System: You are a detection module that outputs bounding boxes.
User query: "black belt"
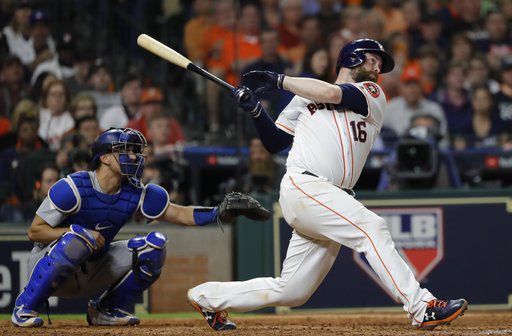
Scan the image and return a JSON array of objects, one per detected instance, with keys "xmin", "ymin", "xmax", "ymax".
[{"xmin": 302, "ymin": 171, "xmax": 355, "ymax": 197}]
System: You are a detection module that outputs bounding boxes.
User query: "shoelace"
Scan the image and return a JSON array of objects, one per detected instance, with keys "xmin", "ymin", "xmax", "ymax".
[{"xmin": 427, "ymin": 299, "xmax": 448, "ymax": 309}]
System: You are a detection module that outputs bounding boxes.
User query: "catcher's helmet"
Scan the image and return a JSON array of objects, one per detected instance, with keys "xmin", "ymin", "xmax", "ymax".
[
  {"xmin": 91, "ymin": 128, "xmax": 147, "ymax": 188},
  {"xmin": 336, "ymin": 38, "xmax": 395, "ymax": 74}
]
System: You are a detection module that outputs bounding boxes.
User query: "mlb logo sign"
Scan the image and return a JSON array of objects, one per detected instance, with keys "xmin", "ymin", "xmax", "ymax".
[{"xmin": 353, "ymin": 208, "xmax": 444, "ymax": 301}]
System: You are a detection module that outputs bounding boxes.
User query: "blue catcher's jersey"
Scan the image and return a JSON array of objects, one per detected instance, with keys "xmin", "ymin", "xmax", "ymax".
[{"xmin": 62, "ymin": 172, "xmax": 142, "ymax": 247}]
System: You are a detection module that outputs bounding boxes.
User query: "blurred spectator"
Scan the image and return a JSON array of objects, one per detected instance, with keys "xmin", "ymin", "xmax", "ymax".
[
  {"xmin": 11, "ymin": 162, "xmax": 61, "ymax": 219},
  {"xmin": 432, "ymin": 62, "xmax": 472, "ymax": 137},
  {"xmin": 184, "ymin": 0, "xmax": 213, "ymax": 63},
  {"xmin": 31, "ymin": 32, "xmax": 77, "ymax": 84},
  {"xmin": 127, "ymin": 87, "xmax": 185, "ymax": 145},
  {"xmin": 277, "ymin": 0, "xmax": 304, "ymax": 49},
  {"xmin": 450, "ymin": 33, "xmax": 475, "ymax": 65},
  {"xmin": 0, "ymin": 114, "xmax": 45, "ymax": 221},
  {"xmin": 201, "ymin": 0, "xmax": 235, "ymax": 66},
  {"xmin": 197, "ymin": 0, "xmax": 236, "ymax": 134},
  {"xmin": 242, "ymin": 137, "xmax": 283, "ymax": 194},
  {"xmin": 300, "ymin": 48, "xmax": 331, "ymax": 82},
  {"xmin": 9, "ymin": 98, "xmax": 37, "ymax": 142},
  {"xmin": 402, "ymin": 0, "xmax": 421, "ymax": 39},
  {"xmin": 86, "ymin": 58, "xmax": 121, "ymax": 120},
  {"xmin": 69, "ymin": 93, "xmax": 97, "ymax": 121},
  {"xmin": 453, "ymin": 86, "xmax": 504, "ymax": 149},
  {"xmin": 242, "ymin": 29, "xmax": 293, "ymax": 114},
  {"xmin": 373, "ymin": 0, "xmax": 407, "ymax": 36},
  {"xmin": 261, "ymin": 0, "xmax": 280, "ymax": 29},
  {"xmin": 68, "ymin": 148, "xmax": 91, "ymax": 172},
  {"xmin": 209, "ymin": 3, "xmax": 262, "ymax": 85},
  {"xmin": 29, "ymin": 71, "xmax": 57, "ymax": 103},
  {"xmin": 206, "ymin": 3, "xmax": 262, "ymax": 132},
  {"xmin": 100, "ymin": 73, "xmax": 141, "ymax": 129},
  {"xmin": 28, "ymin": 10, "xmax": 56, "ymax": 73},
  {"xmin": 147, "ymin": 113, "xmax": 174, "ymax": 155},
  {"xmin": 0, "ymin": 55, "xmax": 28, "ymax": 119},
  {"xmin": 464, "ymin": 56, "xmax": 500, "ymax": 94},
  {"xmin": 338, "ymin": 5, "xmax": 365, "ymax": 41},
  {"xmin": 474, "ymin": 10, "xmax": 512, "ymax": 72},
  {"xmin": 75, "ymin": 115, "xmax": 100, "ymax": 146},
  {"xmin": 315, "ymin": 0, "xmax": 341, "ymax": 37},
  {"xmin": 38, "ymin": 79, "xmax": 74, "ymax": 150},
  {"xmin": 409, "ymin": 13, "xmax": 448, "ymax": 60},
  {"xmin": 64, "ymin": 50, "xmax": 94, "ymax": 96},
  {"xmin": 445, "ymin": 0, "xmax": 483, "ymax": 36},
  {"xmin": 385, "ymin": 67, "xmax": 447, "ymax": 140},
  {"xmin": 56, "ymin": 132, "xmax": 86, "ymax": 175},
  {"xmin": 361, "ymin": 9, "xmax": 386, "ymax": 42},
  {"xmin": 495, "ymin": 55, "xmax": 512, "ymax": 132},
  {"xmin": 282, "ymin": 15, "xmax": 322, "ymax": 66},
  {"xmin": 1, "ymin": 0, "xmax": 33, "ymax": 66},
  {"xmin": 416, "ymin": 46, "xmax": 443, "ymax": 96}
]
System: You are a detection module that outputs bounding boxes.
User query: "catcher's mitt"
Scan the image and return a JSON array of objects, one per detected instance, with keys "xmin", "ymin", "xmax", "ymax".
[{"xmin": 217, "ymin": 192, "xmax": 271, "ymax": 223}]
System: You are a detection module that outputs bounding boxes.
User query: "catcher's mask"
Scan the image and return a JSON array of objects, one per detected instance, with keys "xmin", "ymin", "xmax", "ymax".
[{"xmin": 91, "ymin": 128, "xmax": 147, "ymax": 188}]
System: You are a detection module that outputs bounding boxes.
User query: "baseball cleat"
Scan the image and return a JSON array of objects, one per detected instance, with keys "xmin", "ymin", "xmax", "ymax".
[
  {"xmin": 418, "ymin": 298, "xmax": 468, "ymax": 330},
  {"xmin": 86, "ymin": 299, "xmax": 140, "ymax": 326},
  {"xmin": 187, "ymin": 290, "xmax": 236, "ymax": 331},
  {"xmin": 11, "ymin": 305, "xmax": 44, "ymax": 327}
]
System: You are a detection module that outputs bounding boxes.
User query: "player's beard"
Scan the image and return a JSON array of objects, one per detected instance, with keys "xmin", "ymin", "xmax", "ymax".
[{"xmin": 350, "ymin": 67, "xmax": 378, "ymax": 83}]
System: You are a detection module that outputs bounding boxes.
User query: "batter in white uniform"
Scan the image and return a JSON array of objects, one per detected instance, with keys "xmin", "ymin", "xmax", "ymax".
[{"xmin": 188, "ymin": 39, "xmax": 467, "ymax": 332}]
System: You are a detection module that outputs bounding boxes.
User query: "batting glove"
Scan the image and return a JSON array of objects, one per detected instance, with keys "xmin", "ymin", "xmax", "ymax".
[
  {"xmin": 232, "ymin": 86, "xmax": 263, "ymax": 118},
  {"xmin": 242, "ymin": 70, "xmax": 285, "ymax": 94}
]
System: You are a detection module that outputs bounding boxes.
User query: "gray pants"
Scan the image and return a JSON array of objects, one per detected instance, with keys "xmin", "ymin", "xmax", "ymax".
[{"xmin": 29, "ymin": 240, "xmax": 132, "ymax": 299}]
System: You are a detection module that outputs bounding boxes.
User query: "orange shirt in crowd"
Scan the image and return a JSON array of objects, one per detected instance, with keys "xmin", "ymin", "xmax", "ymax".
[
  {"xmin": 201, "ymin": 25, "xmax": 234, "ymax": 66},
  {"xmin": 184, "ymin": 16, "xmax": 213, "ymax": 63},
  {"xmin": 208, "ymin": 33, "xmax": 262, "ymax": 85},
  {"xmin": 0, "ymin": 118, "xmax": 10, "ymax": 136},
  {"xmin": 127, "ymin": 116, "xmax": 185, "ymax": 145}
]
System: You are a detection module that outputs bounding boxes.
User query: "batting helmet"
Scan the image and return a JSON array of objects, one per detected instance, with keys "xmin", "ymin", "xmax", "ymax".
[
  {"xmin": 336, "ymin": 38, "xmax": 395, "ymax": 74},
  {"xmin": 92, "ymin": 128, "xmax": 147, "ymax": 188}
]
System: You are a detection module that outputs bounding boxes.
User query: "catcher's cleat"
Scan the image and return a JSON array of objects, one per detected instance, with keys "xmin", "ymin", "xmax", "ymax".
[
  {"xmin": 187, "ymin": 290, "xmax": 236, "ymax": 331},
  {"xmin": 418, "ymin": 298, "xmax": 468, "ymax": 330},
  {"xmin": 86, "ymin": 299, "xmax": 140, "ymax": 326},
  {"xmin": 11, "ymin": 305, "xmax": 44, "ymax": 327}
]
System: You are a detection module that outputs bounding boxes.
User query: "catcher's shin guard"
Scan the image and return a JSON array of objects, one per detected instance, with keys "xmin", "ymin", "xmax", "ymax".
[
  {"xmin": 14, "ymin": 225, "xmax": 95, "ymax": 313},
  {"xmin": 98, "ymin": 232, "xmax": 167, "ymax": 311}
]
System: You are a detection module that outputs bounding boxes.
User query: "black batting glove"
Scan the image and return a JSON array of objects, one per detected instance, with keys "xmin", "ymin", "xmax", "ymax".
[
  {"xmin": 232, "ymin": 86, "xmax": 263, "ymax": 118},
  {"xmin": 242, "ymin": 70, "xmax": 285, "ymax": 94}
]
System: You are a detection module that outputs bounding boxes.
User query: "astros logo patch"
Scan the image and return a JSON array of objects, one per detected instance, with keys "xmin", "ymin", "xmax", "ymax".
[
  {"xmin": 363, "ymin": 83, "xmax": 380, "ymax": 98},
  {"xmin": 353, "ymin": 207, "xmax": 444, "ymax": 302}
]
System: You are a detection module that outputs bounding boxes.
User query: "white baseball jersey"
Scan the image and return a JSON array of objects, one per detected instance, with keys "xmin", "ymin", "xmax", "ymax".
[{"xmin": 275, "ymin": 81, "xmax": 386, "ymax": 189}]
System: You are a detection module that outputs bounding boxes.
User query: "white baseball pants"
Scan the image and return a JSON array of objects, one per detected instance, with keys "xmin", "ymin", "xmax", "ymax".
[{"xmin": 188, "ymin": 169, "xmax": 435, "ymax": 326}]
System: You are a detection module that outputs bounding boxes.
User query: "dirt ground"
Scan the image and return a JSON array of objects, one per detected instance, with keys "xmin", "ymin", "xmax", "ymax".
[{"xmin": 2, "ymin": 311, "xmax": 511, "ymax": 336}]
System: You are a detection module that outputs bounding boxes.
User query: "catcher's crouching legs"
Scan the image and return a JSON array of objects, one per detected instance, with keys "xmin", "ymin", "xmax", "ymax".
[
  {"xmin": 12, "ymin": 225, "xmax": 96, "ymax": 327},
  {"xmin": 87, "ymin": 232, "xmax": 167, "ymax": 326}
]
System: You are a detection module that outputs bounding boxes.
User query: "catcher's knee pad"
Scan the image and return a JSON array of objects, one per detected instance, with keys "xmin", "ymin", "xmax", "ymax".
[
  {"xmin": 15, "ymin": 224, "xmax": 95, "ymax": 310},
  {"xmin": 99, "ymin": 232, "xmax": 167, "ymax": 311}
]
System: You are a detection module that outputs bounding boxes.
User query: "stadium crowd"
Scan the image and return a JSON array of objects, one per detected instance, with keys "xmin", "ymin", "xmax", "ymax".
[{"xmin": 0, "ymin": 0, "xmax": 511, "ymax": 221}]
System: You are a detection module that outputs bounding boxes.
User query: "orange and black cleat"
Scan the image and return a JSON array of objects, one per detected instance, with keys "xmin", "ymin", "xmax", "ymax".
[
  {"xmin": 187, "ymin": 291, "xmax": 236, "ymax": 331},
  {"xmin": 418, "ymin": 298, "xmax": 468, "ymax": 330}
]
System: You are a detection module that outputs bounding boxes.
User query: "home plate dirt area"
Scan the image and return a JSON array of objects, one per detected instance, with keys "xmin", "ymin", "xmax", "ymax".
[{"xmin": 2, "ymin": 311, "xmax": 511, "ymax": 336}]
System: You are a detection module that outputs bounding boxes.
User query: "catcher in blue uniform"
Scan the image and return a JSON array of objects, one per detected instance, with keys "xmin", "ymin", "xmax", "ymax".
[{"xmin": 11, "ymin": 127, "xmax": 271, "ymax": 328}]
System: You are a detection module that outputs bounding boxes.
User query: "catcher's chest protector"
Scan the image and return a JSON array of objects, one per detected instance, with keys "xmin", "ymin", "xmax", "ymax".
[{"xmin": 63, "ymin": 172, "xmax": 142, "ymax": 247}]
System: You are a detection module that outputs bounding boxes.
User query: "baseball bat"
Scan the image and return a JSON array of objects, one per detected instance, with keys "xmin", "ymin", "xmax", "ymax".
[{"xmin": 137, "ymin": 34, "xmax": 235, "ymax": 91}]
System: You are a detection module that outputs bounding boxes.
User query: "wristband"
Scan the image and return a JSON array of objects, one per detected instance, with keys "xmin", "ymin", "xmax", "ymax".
[
  {"xmin": 193, "ymin": 207, "xmax": 218, "ymax": 226},
  {"xmin": 277, "ymin": 74, "xmax": 285, "ymax": 89}
]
